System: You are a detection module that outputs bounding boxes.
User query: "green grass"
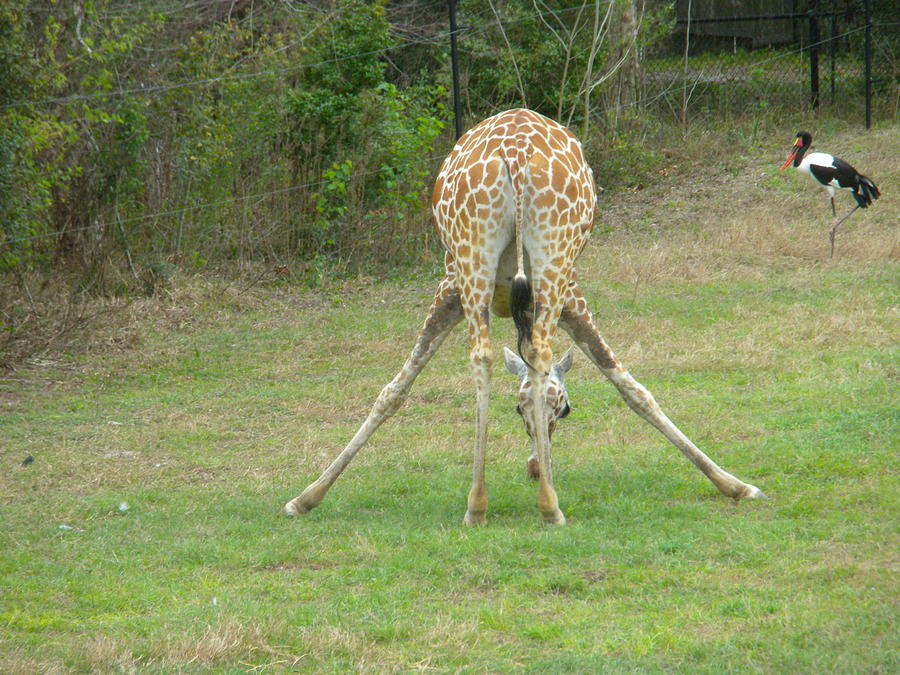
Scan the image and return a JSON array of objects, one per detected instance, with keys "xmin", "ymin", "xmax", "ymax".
[{"xmin": 1, "ymin": 125, "xmax": 898, "ymax": 672}]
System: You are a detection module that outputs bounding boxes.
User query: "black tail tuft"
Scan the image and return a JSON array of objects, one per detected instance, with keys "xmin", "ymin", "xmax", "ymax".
[
  {"xmin": 510, "ymin": 273, "xmax": 534, "ymax": 370},
  {"xmin": 855, "ymin": 175, "xmax": 880, "ymax": 208}
]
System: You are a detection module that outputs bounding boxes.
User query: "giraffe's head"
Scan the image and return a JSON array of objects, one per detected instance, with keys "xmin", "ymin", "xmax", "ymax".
[{"xmin": 503, "ymin": 346, "xmax": 574, "ymax": 454}]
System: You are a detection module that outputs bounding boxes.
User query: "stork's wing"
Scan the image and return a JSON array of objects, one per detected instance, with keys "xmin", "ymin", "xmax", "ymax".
[
  {"xmin": 808, "ymin": 162, "xmax": 840, "ymax": 188},
  {"xmin": 811, "ymin": 157, "xmax": 860, "ymax": 190}
]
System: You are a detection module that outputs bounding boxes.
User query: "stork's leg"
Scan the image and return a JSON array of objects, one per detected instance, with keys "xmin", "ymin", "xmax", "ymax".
[
  {"xmin": 829, "ymin": 205, "xmax": 859, "ymax": 258},
  {"xmin": 284, "ymin": 278, "xmax": 462, "ymax": 516},
  {"xmin": 559, "ymin": 284, "xmax": 765, "ymax": 501}
]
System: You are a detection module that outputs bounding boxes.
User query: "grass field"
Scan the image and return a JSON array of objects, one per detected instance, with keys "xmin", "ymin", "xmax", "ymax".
[{"xmin": 1, "ymin": 125, "xmax": 897, "ymax": 673}]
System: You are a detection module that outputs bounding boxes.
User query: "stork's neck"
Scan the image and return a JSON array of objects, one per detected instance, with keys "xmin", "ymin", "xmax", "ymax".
[{"xmin": 793, "ymin": 142, "xmax": 809, "ymax": 168}]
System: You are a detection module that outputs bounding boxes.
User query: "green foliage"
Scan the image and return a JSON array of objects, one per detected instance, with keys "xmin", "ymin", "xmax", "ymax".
[
  {"xmin": 281, "ymin": 2, "xmax": 446, "ymax": 264},
  {"xmin": 0, "ymin": 3, "xmax": 56, "ymax": 270},
  {"xmin": 0, "ymin": 109, "xmax": 77, "ymax": 271},
  {"xmin": 355, "ymin": 82, "xmax": 446, "ymax": 224},
  {"xmin": 461, "ymin": 0, "xmax": 591, "ymax": 119},
  {"xmin": 313, "ymin": 159, "xmax": 354, "ymax": 249},
  {"xmin": 584, "ymin": 115, "xmax": 664, "ymax": 191},
  {"xmin": 294, "ymin": 80, "xmax": 446, "ymax": 266},
  {"xmin": 0, "ymin": 2, "xmax": 163, "ymax": 274},
  {"xmin": 0, "ymin": 0, "xmax": 891, "ymax": 288},
  {"xmin": 0, "ymin": 2, "xmax": 33, "ymax": 106},
  {"xmin": 283, "ymin": 0, "xmax": 393, "ymax": 161}
]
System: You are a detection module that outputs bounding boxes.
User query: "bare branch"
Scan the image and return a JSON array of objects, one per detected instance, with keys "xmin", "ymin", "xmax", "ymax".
[{"xmin": 488, "ymin": 0, "xmax": 527, "ymax": 107}]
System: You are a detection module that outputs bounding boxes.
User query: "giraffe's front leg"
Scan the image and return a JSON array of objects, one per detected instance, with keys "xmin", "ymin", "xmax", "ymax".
[
  {"xmin": 285, "ymin": 281, "xmax": 463, "ymax": 516},
  {"xmin": 526, "ymin": 448, "xmax": 540, "ymax": 479},
  {"xmin": 559, "ymin": 286, "xmax": 766, "ymax": 501},
  {"xmin": 525, "ymin": 286, "xmax": 568, "ymax": 526},
  {"xmin": 530, "ymin": 368, "xmax": 566, "ymax": 525}
]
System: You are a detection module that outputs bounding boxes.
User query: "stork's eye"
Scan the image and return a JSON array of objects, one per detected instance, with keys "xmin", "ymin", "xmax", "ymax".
[{"xmin": 559, "ymin": 403, "xmax": 571, "ymax": 419}]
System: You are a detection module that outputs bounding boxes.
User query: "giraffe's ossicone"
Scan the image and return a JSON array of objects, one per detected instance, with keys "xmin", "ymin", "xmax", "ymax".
[{"xmin": 284, "ymin": 109, "xmax": 764, "ymax": 525}]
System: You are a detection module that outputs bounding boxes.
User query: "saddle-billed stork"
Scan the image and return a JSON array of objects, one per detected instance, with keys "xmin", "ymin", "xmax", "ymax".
[{"xmin": 780, "ymin": 131, "xmax": 880, "ymax": 256}]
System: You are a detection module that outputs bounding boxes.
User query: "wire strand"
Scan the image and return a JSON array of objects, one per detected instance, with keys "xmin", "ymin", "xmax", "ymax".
[{"xmin": 3, "ymin": 153, "xmax": 447, "ymax": 246}]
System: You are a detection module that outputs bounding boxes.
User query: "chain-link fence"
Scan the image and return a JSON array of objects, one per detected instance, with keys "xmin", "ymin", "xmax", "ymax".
[{"xmin": 636, "ymin": 0, "xmax": 898, "ymax": 126}]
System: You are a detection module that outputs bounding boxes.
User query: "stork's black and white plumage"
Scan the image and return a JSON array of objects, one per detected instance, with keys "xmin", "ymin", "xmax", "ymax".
[{"xmin": 780, "ymin": 131, "xmax": 880, "ymax": 255}]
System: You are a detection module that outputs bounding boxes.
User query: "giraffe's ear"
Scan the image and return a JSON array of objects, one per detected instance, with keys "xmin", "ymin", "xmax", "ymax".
[
  {"xmin": 503, "ymin": 347, "xmax": 528, "ymax": 379},
  {"xmin": 554, "ymin": 347, "xmax": 575, "ymax": 377}
]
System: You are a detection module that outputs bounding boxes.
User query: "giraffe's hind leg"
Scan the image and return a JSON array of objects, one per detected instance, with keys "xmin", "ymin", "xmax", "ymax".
[
  {"xmin": 559, "ymin": 284, "xmax": 765, "ymax": 501},
  {"xmin": 463, "ymin": 305, "xmax": 493, "ymax": 526},
  {"xmin": 284, "ymin": 278, "xmax": 463, "ymax": 516}
]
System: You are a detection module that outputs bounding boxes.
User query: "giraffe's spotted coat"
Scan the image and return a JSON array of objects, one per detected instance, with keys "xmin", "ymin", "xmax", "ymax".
[
  {"xmin": 432, "ymin": 109, "xmax": 595, "ymax": 348},
  {"xmin": 284, "ymin": 109, "xmax": 765, "ymax": 524}
]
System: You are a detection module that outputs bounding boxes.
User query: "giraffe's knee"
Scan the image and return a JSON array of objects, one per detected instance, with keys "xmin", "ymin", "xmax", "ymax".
[
  {"xmin": 469, "ymin": 326, "xmax": 494, "ymax": 372},
  {"xmin": 374, "ymin": 381, "xmax": 409, "ymax": 418},
  {"xmin": 620, "ymin": 378, "xmax": 662, "ymax": 420},
  {"xmin": 470, "ymin": 345, "xmax": 493, "ymax": 368}
]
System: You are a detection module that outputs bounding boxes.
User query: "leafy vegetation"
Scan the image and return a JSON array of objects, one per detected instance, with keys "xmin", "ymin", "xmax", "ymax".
[
  {"xmin": 1, "ymin": 0, "xmax": 451, "ymax": 282},
  {"xmin": 5, "ymin": 0, "xmax": 891, "ymax": 288}
]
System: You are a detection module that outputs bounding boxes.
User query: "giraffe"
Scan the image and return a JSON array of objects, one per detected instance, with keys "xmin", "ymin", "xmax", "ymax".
[{"xmin": 284, "ymin": 108, "xmax": 765, "ymax": 525}]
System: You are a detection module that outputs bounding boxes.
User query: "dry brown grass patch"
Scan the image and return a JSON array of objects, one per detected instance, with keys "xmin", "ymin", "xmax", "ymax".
[
  {"xmin": 594, "ymin": 125, "xmax": 897, "ymax": 284},
  {"xmin": 0, "ymin": 651, "xmax": 67, "ymax": 675},
  {"xmin": 593, "ymin": 202, "xmax": 896, "ymax": 290},
  {"xmin": 81, "ymin": 634, "xmax": 142, "ymax": 671},
  {"xmin": 812, "ymin": 540, "xmax": 900, "ymax": 575},
  {"xmin": 154, "ymin": 617, "xmax": 267, "ymax": 666}
]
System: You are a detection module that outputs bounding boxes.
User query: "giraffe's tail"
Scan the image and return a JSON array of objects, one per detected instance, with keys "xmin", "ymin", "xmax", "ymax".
[
  {"xmin": 510, "ymin": 272, "xmax": 532, "ymax": 367},
  {"xmin": 503, "ymin": 137, "xmax": 535, "ymax": 370}
]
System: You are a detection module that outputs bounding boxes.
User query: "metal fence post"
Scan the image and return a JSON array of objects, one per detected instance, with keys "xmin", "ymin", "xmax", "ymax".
[
  {"xmin": 830, "ymin": 11, "xmax": 837, "ymax": 102},
  {"xmin": 809, "ymin": 8, "xmax": 820, "ymax": 109},
  {"xmin": 864, "ymin": 0, "xmax": 872, "ymax": 129}
]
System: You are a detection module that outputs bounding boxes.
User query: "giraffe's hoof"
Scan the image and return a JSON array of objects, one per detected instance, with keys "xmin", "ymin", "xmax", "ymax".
[
  {"xmin": 737, "ymin": 483, "xmax": 767, "ymax": 500},
  {"xmin": 284, "ymin": 499, "xmax": 310, "ymax": 516},
  {"xmin": 284, "ymin": 491, "xmax": 321, "ymax": 516},
  {"xmin": 285, "ymin": 481, "xmax": 330, "ymax": 516},
  {"xmin": 463, "ymin": 510, "xmax": 486, "ymax": 526},
  {"xmin": 526, "ymin": 457, "xmax": 540, "ymax": 480},
  {"xmin": 541, "ymin": 508, "xmax": 566, "ymax": 525}
]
